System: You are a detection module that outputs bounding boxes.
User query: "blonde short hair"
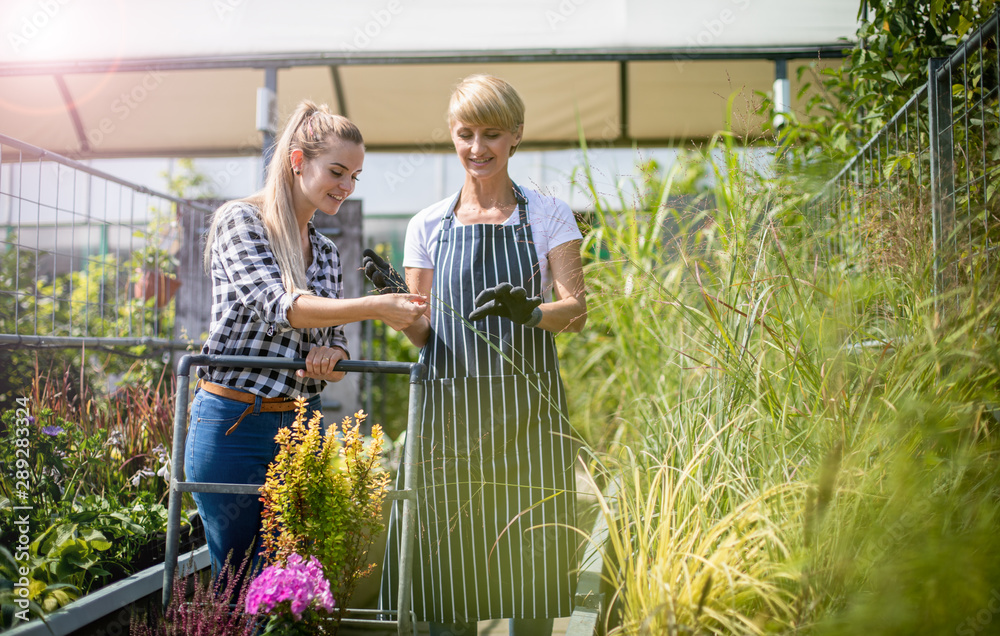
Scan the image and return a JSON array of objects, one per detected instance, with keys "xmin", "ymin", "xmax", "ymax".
[{"xmin": 448, "ymin": 74, "xmax": 525, "ymax": 134}]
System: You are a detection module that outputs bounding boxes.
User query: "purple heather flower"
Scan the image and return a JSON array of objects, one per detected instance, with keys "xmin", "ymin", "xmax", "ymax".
[
  {"xmin": 27, "ymin": 416, "xmax": 35, "ymax": 424},
  {"xmin": 245, "ymin": 553, "xmax": 335, "ymax": 620},
  {"xmin": 41, "ymin": 425, "xmax": 63, "ymax": 436}
]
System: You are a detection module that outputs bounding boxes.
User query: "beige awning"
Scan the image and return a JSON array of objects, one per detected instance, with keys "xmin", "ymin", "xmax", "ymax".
[{"xmin": 0, "ymin": 0, "xmax": 857, "ymax": 157}]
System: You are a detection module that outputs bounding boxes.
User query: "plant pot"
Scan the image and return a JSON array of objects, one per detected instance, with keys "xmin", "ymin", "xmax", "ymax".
[{"xmin": 133, "ymin": 269, "xmax": 181, "ymax": 308}]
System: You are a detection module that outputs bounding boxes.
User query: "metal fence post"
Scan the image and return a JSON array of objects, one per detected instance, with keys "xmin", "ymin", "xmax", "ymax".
[
  {"xmin": 396, "ymin": 362, "xmax": 425, "ymax": 636},
  {"xmin": 163, "ymin": 354, "xmax": 194, "ymax": 608},
  {"xmin": 928, "ymin": 57, "xmax": 956, "ymax": 312}
]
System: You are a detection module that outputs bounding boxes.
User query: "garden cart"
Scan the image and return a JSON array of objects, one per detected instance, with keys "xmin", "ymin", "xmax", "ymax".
[{"xmin": 162, "ymin": 354, "xmax": 426, "ymax": 636}]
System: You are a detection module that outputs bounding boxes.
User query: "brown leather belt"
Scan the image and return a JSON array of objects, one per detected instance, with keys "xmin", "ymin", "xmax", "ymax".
[{"xmin": 197, "ymin": 380, "xmax": 299, "ymax": 435}]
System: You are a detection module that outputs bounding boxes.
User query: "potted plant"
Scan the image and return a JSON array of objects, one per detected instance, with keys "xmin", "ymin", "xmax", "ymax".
[
  {"xmin": 130, "ymin": 206, "xmax": 182, "ymax": 309},
  {"xmin": 256, "ymin": 400, "xmax": 390, "ymax": 633}
]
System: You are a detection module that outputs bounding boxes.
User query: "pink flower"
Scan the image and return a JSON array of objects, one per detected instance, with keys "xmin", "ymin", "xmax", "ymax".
[{"xmin": 245, "ymin": 553, "xmax": 335, "ymax": 620}]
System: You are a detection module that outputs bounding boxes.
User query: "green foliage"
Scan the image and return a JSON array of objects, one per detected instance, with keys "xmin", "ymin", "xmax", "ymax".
[
  {"xmin": 259, "ymin": 401, "xmax": 390, "ymax": 624},
  {"xmin": 760, "ymin": 0, "xmax": 998, "ymax": 176},
  {"xmin": 0, "ymin": 365, "xmax": 182, "ymax": 628},
  {"xmin": 559, "ymin": 150, "xmax": 717, "ymax": 447},
  {"xmin": 131, "ymin": 157, "xmax": 214, "ymax": 281},
  {"xmin": 0, "ymin": 545, "xmax": 78, "ymax": 629},
  {"xmin": 25, "ymin": 519, "xmax": 112, "ymax": 591},
  {"xmin": 0, "ymin": 243, "xmax": 179, "ymax": 415},
  {"xmin": 563, "ymin": 109, "xmax": 1000, "ymax": 631},
  {"xmin": 163, "ymin": 158, "xmax": 215, "ymax": 200}
]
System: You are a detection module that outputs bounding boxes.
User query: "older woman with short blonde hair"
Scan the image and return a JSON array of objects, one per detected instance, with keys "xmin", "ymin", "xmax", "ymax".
[{"xmin": 372, "ymin": 74, "xmax": 586, "ymax": 636}]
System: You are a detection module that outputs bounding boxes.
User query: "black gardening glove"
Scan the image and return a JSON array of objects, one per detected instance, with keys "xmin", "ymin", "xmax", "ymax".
[
  {"xmin": 468, "ymin": 282, "xmax": 543, "ymax": 327},
  {"xmin": 362, "ymin": 248, "xmax": 408, "ymax": 294}
]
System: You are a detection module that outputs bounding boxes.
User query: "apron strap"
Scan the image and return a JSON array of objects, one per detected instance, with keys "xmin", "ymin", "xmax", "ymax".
[{"xmin": 439, "ymin": 183, "xmax": 529, "ymax": 236}]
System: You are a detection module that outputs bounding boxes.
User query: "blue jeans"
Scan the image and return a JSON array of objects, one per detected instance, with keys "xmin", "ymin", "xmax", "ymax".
[{"xmin": 184, "ymin": 388, "xmax": 323, "ymax": 579}]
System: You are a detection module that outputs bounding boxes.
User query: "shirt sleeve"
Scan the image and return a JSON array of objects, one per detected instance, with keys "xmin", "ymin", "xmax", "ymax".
[
  {"xmin": 213, "ymin": 203, "xmax": 299, "ymax": 334},
  {"xmin": 403, "ymin": 207, "xmax": 435, "ymax": 269},
  {"xmin": 538, "ymin": 195, "xmax": 583, "ymax": 250}
]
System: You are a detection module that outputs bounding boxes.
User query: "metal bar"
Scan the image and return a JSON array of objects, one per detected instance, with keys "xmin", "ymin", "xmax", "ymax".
[
  {"xmin": 0, "ymin": 44, "xmax": 853, "ymax": 76},
  {"xmin": 174, "ymin": 481, "xmax": 263, "ymax": 495},
  {"xmin": 175, "ymin": 353, "xmax": 417, "ymax": 375},
  {"xmin": 0, "ymin": 133, "xmax": 215, "ymax": 212},
  {"xmin": 52, "ymin": 74, "xmax": 91, "ymax": 154},
  {"xmin": 0, "ymin": 135, "xmax": 783, "ymax": 159},
  {"xmin": 929, "ymin": 57, "xmax": 956, "ymax": 303},
  {"xmin": 163, "ymin": 366, "xmax": 193, "ymax": 608},
  {"xmin": 618, "ymin": 61, "xmax": 629, "ymax": 142},
  {"xmin": 9, "ymin": 145, "xmax": 22, "ymax": 333},
  {"xmin": 0, "ymin": 334, "xmax": 192, "ymax": 349},
  {"xmin": 820, "ymin": 84, "xmax": 929, "ymax": 194},
  {"xmin": 396, "ymin": 364, "xmax": 426, "ymax": 636},
  {"xmin": 33, "ymin": 151, "xmax": 41, "ymax": 338},
  {"xmin": 385, "ymin": 489, "xmax": 416, "ymax": 501},
  {"xmin": 962, "ymin": 53, "xmax": 972, "ymax": 235},
  {"xmin": 261, "ymin": 66, "xmax": 278, "ymax": 184},
  {"xmin": 340, "ymin": 618, "xmax": 400, "ymax": 627},
  {"xmin": 936, "ymin": 10, "xmax": 1000, "ymax": 76},
  {"xmin": 330, "ymin": 64, "xmax": 349, "ymax": 118}
]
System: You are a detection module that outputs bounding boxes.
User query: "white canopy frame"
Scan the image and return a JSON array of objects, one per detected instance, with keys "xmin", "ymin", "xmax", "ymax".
[{"xmin": 0, "ymin": 1, "xmax": 859, "ymax": 158}]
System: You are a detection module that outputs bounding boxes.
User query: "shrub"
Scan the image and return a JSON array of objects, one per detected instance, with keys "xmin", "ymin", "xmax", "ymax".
[{"xmin": 258, "ymin": 401, "xmax": 389, "ymax": 628}]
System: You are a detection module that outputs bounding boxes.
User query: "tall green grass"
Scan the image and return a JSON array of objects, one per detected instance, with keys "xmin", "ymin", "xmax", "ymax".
[{"xmin": 560, "ymin": 133, "xmax": 1000, "ymax": 634}]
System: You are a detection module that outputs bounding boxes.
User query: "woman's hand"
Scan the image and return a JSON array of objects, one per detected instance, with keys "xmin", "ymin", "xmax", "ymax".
[
  {"xmin": 374, "ymin": 293, "xmax": 428, "ymax": 331},
  {"xmin": 298, "ymin": 345, "xmax": 350, "ymax": 382}
]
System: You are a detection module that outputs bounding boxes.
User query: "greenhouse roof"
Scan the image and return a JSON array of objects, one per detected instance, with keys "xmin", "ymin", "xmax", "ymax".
[{"xmin": 0, "ymin": 0, "xmax": 860, "ymax": 157}]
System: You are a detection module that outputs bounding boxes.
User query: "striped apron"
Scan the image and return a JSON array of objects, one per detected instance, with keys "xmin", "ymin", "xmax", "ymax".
[{"xmin": 380, "ymin": 185, "xmax": 579, "ymax": 623}]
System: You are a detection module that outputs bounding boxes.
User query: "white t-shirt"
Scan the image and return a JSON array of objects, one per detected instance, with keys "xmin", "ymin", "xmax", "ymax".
[{"xmin": 403, "ymin": 188, "xmax": 583, "ymax": 297}]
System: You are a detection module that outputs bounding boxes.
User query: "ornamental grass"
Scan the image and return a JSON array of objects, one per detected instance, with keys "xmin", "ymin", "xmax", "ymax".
[{"xmin": 560, "ymin": 125, "xmax": 1000, "ymax": 633}]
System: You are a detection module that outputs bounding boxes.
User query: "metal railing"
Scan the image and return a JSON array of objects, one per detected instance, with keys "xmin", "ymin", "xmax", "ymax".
[
  {"xmin": 0, "ymin": 133, "xmax": 215, "ymax": 350},
  {"xmin": 812, "ymin": 10, "xmax": 999, "ymax": 302}
]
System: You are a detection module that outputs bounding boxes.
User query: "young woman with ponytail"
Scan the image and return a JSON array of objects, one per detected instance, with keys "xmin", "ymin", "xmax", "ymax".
[{"xmin": 187, "ymin": 100, "xmax": 426, "ymax": 578}]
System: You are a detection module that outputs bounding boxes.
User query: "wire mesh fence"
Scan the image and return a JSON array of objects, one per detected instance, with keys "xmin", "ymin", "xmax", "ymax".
[
  {"xmin": 0, "ymin": 133, "xmax": 214, "ymax": 350},
  {"xmin": 935, "ymin": 20, "xmax": 1000, "ymax": 288},
  {"xmin": 811, "ymin": 10, "xmax": 999, "ymax": 301}
]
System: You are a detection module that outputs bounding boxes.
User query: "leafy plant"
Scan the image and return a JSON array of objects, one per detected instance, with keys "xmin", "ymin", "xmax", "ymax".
[
  {"xmin": 0, "ymin": 359, "xmax": 187, "ymax": 628},
  {"xmin": 759, "ymin": 0, "xmax": 998, "ymax": 176},
  {"xmin": 0, "ymin": 544, "xmax": 73, "ymax": 629},
  {"xmin": 258, "ymin": 401, "xmax": 389, "ymax": 628},
  {"xmin": 24, "ymin": 519, "xmax": 112, "ymax": 595}
]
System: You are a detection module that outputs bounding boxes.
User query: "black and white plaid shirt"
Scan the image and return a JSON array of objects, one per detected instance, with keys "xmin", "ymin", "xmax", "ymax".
[{"xmin": 198, "ymin": 201, "xmax": 349, "ymax": 398}]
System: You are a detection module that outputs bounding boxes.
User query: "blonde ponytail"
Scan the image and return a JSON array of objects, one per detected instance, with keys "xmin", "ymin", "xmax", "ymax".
[{"xmin": 204, "ymin": 101, "xmax": 363, "ymax": 295}]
